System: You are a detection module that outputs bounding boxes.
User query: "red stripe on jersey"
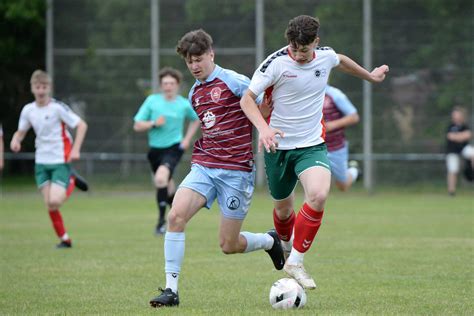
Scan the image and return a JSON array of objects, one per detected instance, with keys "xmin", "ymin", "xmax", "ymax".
[
  {"xmin": 191, "ymin": 78, "xmax": 253, "ymax": 172},
  {"xmin": 61, "ymin": 122, "xmax": 72, "ymax": 162},
  {"xmin": 320, "ymin": 117, "xmax": 326, "ymax": 141},
  {"xmin": 264, "ymin": 86, "xmax": 274, "ymax": 124}
]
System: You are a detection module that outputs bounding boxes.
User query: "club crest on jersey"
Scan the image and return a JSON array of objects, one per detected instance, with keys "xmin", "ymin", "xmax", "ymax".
[
  {"xmin": 203, "ymin": 111, "xmax": 216, "ymax": 129},
  {"xmin": 210, "ymin": 87, "xmax": 222, "ymax": 102},
  {"xmin": 314, "ymin": 68, "xmax": 327, "ymax": 78}
]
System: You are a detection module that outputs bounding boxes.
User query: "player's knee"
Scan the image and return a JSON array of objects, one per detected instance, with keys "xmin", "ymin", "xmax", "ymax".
[
  {"xmin": 167, "ymin": 209, "xmax": 186, "ymax": 231},
  {"xmin": 306, "ymin": 189, "xmax": 329, "ymax": 207},
  {"xmin": 274, "ymin": 207, "xmax": 293, "ymax": 220},
  {"xmin": 47, "ymin": 198, "xmax": 62, "ymax": 210},
  {"xmin": 154, "ymin": 176, "xmax": 168, "ymax": 188}
]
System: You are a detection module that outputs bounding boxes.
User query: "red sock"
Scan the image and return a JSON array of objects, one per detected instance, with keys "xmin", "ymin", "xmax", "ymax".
[
  {"xmin": 293, "ymin": 203, "xmax": 324, "ymax": 253},
  {"xmin": 273, "ymin": 209, "xmax": 295, "ymax": 242},
  {"xmin": 66, "ymin": 176, "xmax": 76, "ymax": 198},
  {"xmin": 48, "ymin": 210, "xmax": 67, "ymax": 239}
]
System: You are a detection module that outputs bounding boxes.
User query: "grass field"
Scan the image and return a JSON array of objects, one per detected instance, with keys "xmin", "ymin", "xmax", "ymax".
[{"xmin": 0, "ymin": 187, "xmax": 472, "ymax": 315}]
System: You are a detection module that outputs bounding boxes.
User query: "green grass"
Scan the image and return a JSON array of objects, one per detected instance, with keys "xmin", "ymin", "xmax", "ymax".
[{"xmin": 0, "ymin": 188, "xmax": 472, "ymax": 315}]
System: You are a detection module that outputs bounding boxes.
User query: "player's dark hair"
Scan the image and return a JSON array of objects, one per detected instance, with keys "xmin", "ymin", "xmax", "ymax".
[
  {"xmin": 176, "ymin": 29, "xmax": 213, "ymax": 59},
  {"xmin": 159, "ymin": 67, "xmax": 183, "ymax": 84},
  {"xmin": 285, "ymin": 15, "xmax": 320, "ymax": 47}
]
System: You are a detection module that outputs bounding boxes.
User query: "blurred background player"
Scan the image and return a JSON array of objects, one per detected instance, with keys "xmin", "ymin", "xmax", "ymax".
[
  {"xmin": 445, "ymin": 106, "xmax": 473, "ymax": 196},
  {"xmin": 241, "ymin": 15, "xmax": 389, "ymax": 290},
  {"xmin": 133, "ymin": 67, "xmax": 200, "ymax": 235},
  {"xmin": 149, "ymin": 29, "xmax": 285, "ymax": 308},
  {"xmin": 323, "ymin": 85, "xmax": 361, "ymax": 191},
  {"xmin": 10, "ymin": 70, "xmax": 88, "ymax": 248}
]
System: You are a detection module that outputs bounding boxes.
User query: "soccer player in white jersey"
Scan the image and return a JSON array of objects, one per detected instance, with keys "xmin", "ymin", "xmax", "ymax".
[
  {"xmin": 10, "ymin": 70, "xmax": 88, "ymax": 248},
  {"xmin": 149, "ymin": 29, "xmax": 285, "ymax": 308},
  {"xmin": 240, "ymin": 15, "xmax": 389, "ymax": 289}
]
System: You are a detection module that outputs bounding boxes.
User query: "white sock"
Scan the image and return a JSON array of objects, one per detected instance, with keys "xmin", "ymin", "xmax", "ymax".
[
  {"xmin": 61, "ymin": 233, "xmax": 69, "ymax": 241},
  {"xmin": 240, "ymin": 232, "xmax": 274, "ymax": 252},
  {"xmin": 286, "ymin": 247, "xmax": 305, "ymax": 265},
  {"xmin": 348, "ymin": 167, "xmax": 359, "ymax": 182},
  {"xmin": 166, "ymin": 273, "xmax": 179, "ymax": 293}
]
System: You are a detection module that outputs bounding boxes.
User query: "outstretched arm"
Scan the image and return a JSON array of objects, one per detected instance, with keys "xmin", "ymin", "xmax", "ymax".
[
  {"xmin": 180, "ymin": 120, "xmax": 200, "ymax": 150},
  {"xmin": 325, "ymin": 113, "xmax": 360, "ymax": 132},
  {"xmin": 336, "ymin": 54, "xmax": 389, "ymax": 83}
]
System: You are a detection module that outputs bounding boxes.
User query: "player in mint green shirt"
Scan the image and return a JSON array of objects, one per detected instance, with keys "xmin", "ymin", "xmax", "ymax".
[{"xmin": 134, "ymin": 67, "xmax": 199, "ymax": 235}]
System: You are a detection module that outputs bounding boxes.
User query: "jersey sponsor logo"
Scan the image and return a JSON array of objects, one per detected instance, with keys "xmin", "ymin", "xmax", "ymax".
[
  {"xmin": 314, "ymin": 68, "xmax": 327, "ymax": 78},
  {"xmin": 202, "ymin": 111, "xmax": 216, "ymax": 129},
  {"xmin": 282, "ymin": 71, "xmax": 297, "ymax": 78},
  {"xmin": 226, "ymin": 196, "xmax": 241, "ymax": 210},
  {"xmin": 210, "ymin": 87, "xmax": 222, "ymax": 102}
]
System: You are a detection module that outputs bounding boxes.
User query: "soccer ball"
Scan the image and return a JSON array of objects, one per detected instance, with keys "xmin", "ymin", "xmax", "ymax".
[{"xmin": 269, "ymin": 278, "xmax": 307, "ymax": 309}]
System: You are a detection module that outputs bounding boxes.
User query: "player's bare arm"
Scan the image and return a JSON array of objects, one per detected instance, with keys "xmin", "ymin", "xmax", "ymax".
[
  {"xmin": 336, "ymin": 54, "xmax": 389, "ymax": 83},
  {"xmin": 68, "ymin": 119, "xmax": 88, "ymax": 162},
  {"xmin": 180, "ymin": 120, "xmax": 200, "ymax": 150},
  {"xmin": 10, "ymin": 130, "xmax": 27, "ymax": 152},
  {"xmin": 240, "ymin": 90, "xmax": 284, "ymax": 153},
  {"xmin": 325, "ymin": 113, "xmax": 360, "ymax": 132},
  {"xmin": 447, "ymin": 130, "xmax": 472, "ymax": 142}
]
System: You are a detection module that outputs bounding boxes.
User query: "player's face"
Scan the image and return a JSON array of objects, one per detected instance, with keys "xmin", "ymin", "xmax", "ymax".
[
  {"xmin": 185, "ymin": 51, "xmax": 215, "ymax": 82},
  {"xmin": 289, "ymin": 38, "xmax": 319, "ymax": 64},
  {"xmin": 452, "ymin": 110, "xmax": 464, "ymax": 124},
  {"xmin": 31, "ymin": 82, "xmax": 51, "ymax": 100},
  {"xmin": 160, "ymin": 75, "xmax": 179, "ymax": 99}
]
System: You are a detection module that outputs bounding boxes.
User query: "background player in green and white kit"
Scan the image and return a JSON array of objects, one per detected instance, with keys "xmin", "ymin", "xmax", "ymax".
[
  {"xmin": 241, "ymin": 15, "xmax": 389, "ymax": 290},
  {"xmin": 10, "ymin": 70, "xmax": 88, "ymax": 248},
  {"xmin": 134, "ymin": 67, "xmax": 200, "ymax": 235}
]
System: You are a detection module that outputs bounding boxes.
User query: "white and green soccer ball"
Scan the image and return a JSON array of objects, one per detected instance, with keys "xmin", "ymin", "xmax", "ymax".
[{"xmin": 269, "ymin": 278, "xmax": 307, "ymax": 309}]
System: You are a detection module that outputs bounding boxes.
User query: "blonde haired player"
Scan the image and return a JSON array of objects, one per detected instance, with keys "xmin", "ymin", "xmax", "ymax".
[{"xmin": 10, "ymin": 70, "xmax": 88, "ymax": 248}]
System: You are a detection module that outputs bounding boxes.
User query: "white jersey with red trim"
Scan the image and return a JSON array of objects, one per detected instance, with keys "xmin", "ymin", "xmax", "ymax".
[
  {"xmin": 18, "ymin": 99, "xmax": 81, "ymax": 164},
  {"xmin": 249, "ymin": 46, "xmax": 340, "ymax": 149}
]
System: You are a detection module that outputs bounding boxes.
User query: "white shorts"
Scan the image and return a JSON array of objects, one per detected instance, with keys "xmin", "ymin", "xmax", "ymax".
[
  {"xmin": 179, "ymin": 163, "xmax": 255, "ymax": 220},
  {"xmin": 446, "ymin": 145, "xmax": 474, "ymax": 173}
]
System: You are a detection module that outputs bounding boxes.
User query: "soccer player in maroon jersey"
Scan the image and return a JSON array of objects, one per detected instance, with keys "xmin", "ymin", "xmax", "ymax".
[{"xmin": 149, "ymin": 29, "xmax": 285, "ymax": 308}]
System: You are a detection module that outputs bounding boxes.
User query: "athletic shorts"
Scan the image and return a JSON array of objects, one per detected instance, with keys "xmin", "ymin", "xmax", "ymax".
[
  {"xmin": 327, "ymin": 142, "xmax": 349, "ymax": 182},
  {"xmin": 179, "ymin": 163, "xmax": 255, "ymax": 220},
  {"xmin": 147, "ymin": 143, "xmax": 184, "ymax": 176},
  {"xmin": 264, "ymin": 143, "xmax": 331, "ymax": 200},
  {"xmin": 35, "ymin": 163, "xmax": 71, "ymax": 189}
]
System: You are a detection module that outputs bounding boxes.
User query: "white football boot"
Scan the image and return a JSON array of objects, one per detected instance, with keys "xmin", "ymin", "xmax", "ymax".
[{"xmin": 284, "ymin": 262, "xmax": 317, "ymax": 290}]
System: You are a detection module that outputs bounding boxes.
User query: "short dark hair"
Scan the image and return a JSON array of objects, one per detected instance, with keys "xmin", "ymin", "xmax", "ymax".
[
  {"xmin": 176, "ymin": 29, "xmax": 213, "ymax": 59},
  {"xmin": 285, "ymin": 15, "xmax": 320, "ymax": 47},
  {"xmin": 159, "ymin": 67, "xmax": 183, "ymax": 84}
]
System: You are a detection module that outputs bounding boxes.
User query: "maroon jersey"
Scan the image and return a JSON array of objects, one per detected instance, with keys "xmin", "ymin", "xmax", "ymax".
[{"xmin": 188, "ymin": 65, "xmax": 254, "ymax": 172}]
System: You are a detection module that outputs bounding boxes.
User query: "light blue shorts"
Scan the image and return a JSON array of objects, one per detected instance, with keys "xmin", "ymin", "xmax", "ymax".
[
  {"xmin": 179, "ymin": 164, "xmax": 255, "ymax": 220},
  {"xmin": 327, "ymin": 142, "xmax": 349, "ymax": 182}
]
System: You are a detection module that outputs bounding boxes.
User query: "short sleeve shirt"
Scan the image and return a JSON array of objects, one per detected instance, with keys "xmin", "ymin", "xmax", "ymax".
[
  {"xmin": 249, "ymin": 46, "xmax": 340, "ymax": 149},
  {"xmin": 18, "ymin": 99, "xmax": 81, "ymax": 164},
  {"xmin": 134, "ymin": 94, "xmax": 198, "ymax": 149}
]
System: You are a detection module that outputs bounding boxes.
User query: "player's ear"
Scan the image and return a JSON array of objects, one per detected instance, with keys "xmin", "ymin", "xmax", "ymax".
[
  {"xmin": 210, "ymin": 50, "xmax": 215, "ymax": 62},
  {"xmin": 314, "ymin": 37, "xmax": 320, "ymax": 47}
]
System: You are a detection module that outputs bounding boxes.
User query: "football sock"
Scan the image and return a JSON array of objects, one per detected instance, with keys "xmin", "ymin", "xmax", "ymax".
[
  {"xmin": 157, "ymin": 188, "xmax": 168, "ymax": 225},
  {"xmin": 286, "ymin": 247, "xmax": 305, "ymax": 265},
  {"xmin": 167, "ymin": 191, "xmax": 175, "ymax": 207},
  {"xmin": 61, "ymin": 233, "xmax": 70, "ymax": 242},
  {"xmin": 293, "ymin": 203, "xmax": 324, "ymax": 254},
  {"xmin": 164, "ymin": 232, "xmax": 185, "ymax": 293},
  {"xmin": 240, "ymin": 232, "xmax": 274, "ymax": 252},
  {"xmin": 281, "ymin": 235, "xmax": 294, "ymax": 253},
  {"xmin": 348, "ymin": 167, "xmax": 359, "ymax": 182},
  {"xmin": 165, "ymin": 272, "xmax": 179, "ymax": 294},
  {"xmin": 273, "ymin": 209, "xmax": 295, "ymax": 242},
  {"xmin": 48, "ymin": 210, "xmax": 67, "ymax": 239},
  {"xmin": 66, "ymin": 176, "xmax": 76, "ymax": 197}
]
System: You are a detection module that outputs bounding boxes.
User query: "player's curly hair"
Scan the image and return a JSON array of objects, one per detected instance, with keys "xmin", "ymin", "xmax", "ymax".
[
  {"xmin": 176, "ymin": 29, "xmax": 213, "ymax": 59},
  {"xmin": 159, "ymin": 67, "xmax": 183, "ymax": 84},
  {"xmin": 285, "ymin": 15, "xmax": 320, "ymax": 47}
]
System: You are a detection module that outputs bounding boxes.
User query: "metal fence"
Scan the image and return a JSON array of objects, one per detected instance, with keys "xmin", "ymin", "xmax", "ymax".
[{"xmin": 5, "ymin": 0, "xmax": 473, "ymax": 189}]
